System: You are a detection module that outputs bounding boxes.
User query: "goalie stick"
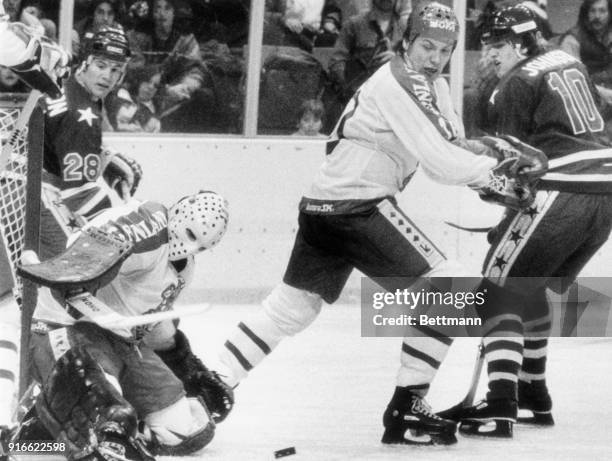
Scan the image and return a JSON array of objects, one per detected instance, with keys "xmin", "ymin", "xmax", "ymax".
[
  {"xmin": 444, "ymin": 221, "xmax": 492, "ymax": 233},
  {"xmin": 67, "ymin": 291, "xmax": 211, "ymax": 332}
]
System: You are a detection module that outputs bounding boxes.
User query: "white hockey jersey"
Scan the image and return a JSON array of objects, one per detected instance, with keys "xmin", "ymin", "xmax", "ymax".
[
  {"xmin": 33, "ymin": 200, "xmax": 194, "ymax": 339},
  {"xmin": 301, "ymin": 55, "xmax": 497, "ymax": 214}
]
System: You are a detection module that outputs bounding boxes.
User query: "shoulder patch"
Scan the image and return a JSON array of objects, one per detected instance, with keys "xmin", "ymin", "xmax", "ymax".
[{"xmin": 44, "ymin": 94, "xmax": 68, "ymax": 117}]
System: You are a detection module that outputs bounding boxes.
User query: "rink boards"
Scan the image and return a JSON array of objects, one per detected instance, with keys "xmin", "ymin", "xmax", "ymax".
[{"xmin": 105, "ymin": 135, "xmax": 612, "ymax": 303}]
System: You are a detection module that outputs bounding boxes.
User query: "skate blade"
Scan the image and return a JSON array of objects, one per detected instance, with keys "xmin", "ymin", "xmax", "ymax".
[
  {"xmin": 382, "ymin": 428, "xmax": 457, "ymax": 446},
  {"xmin": 517, "ymin": 410, "xmax": 555, "ymax": 426},
  {"xmin": 459, "ymin": 420, "xmax": 513, "ymax": 438}
]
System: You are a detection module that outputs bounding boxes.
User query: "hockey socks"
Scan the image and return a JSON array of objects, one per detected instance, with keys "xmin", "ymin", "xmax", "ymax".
[
  {"xmin": 220, "ymin": 315, "xmax": 285, "ymax": 387},
  {"xmin": 219, "ymin": 283, "xmax": 322, "ymax": 388},
  {"xmin": 397, "ymin": 325, "xmax": 453, "ymax": 391}
]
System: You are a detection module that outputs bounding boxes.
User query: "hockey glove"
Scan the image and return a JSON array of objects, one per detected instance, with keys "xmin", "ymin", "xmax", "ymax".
[
  {"xmin": 36, "ymin": 346, "xmax": 154, "ymax": 461},
  {"xmin": 103, "ymin": 149, "xmax": 143, "ymax": 200},
  {"xmin": 0, "ymin": 20, "xmax": 70, "ymax": 98},
  {"xmin": 479, "ymin": 135, "xmax": 548, "ymax": 182},
  {"xmin": 471, "ymin": 158, "xmax": 536, "ymax": 210},
  {"xmin": 157, "ymin": 329, "xmax": 235, "ymax": 423}
]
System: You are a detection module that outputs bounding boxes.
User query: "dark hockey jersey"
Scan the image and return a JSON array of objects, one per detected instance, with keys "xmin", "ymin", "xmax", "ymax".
[
  {"xmin": 39, "ymin": 75, "xmax": 114, "ymax": 217},
  {"xmin": 488, "ymin": 49, "xmax": 612, "ymax": 193}
]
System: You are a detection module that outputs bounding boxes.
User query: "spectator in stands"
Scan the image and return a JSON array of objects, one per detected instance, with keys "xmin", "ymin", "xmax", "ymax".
[
  {"xmin": 126, "ymin": 63, "xmax": 162, "ymax": 132},
  {"xmin": 128, "ymin": 0, "xmax": 201, "ymax": 65},
  {"xmin": 19, "ymin": 0, "xmax": 57, "ymax": 40},
  {"xmin": 2, "ymin": 0, "xmax": 21, "ymax": 22},
  {"xmin": 314, "ymin": 3, "xmax": 342, "ymax": 47},
  {"xmin": 328, "ymin": 0, "xmax": 410, "ymax": 103},
  {"xmin": 0, "ymin": 65, "xmax": 28, "ymax": 92},
  {"xmin": 111, "ymin": 87, "xmax": 142, "ymax": 132},
  {"xmin": 126, "ymin": 0, "xmax": 213, "ymax": 133},
  {"xmin": 293, "ymin": 99, "xmax": 326, "ymax": 137},
  {"xmin": 263, "ymin": 0, "xmax": 325, "ymax": 52},
  {"xmin": 74, "ymin": 0, "xmax": 124, "ymax": 58},
  {"xmin": 559, "ymin": 0, "xmax": 612, "ymax": 106}
]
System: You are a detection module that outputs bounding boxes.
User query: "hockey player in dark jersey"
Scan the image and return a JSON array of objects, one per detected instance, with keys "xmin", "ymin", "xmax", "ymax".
[
  {"xmin": 38, "ymin": 25, "xmax": 143, "ymax": 261},
  {"xmin": 441, "ymin": 5, "xmax": 612, "ymax": 438}
]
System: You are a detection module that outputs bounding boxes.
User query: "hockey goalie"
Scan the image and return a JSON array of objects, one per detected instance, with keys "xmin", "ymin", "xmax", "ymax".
[{"xmin": 13, "ymin": 191, "xmax": 233, "ymax": 460}]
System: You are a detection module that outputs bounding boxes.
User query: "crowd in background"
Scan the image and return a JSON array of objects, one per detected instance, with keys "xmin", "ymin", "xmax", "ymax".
[{"xmin": 3, "ymin": 0, "xmax": 612, "ymax": 140}]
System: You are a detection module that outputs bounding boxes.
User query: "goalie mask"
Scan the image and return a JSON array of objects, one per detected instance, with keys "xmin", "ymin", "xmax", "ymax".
[{"xmin": 168, "ymin": 191, "xmax": 229, "ymax": 261}]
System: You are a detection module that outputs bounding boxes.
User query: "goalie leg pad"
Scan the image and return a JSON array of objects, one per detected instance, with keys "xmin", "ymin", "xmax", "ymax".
[
  {"xmin": 143, "ymin": 396, "xmax": 215, "ymax": 456},
  {"xmin": 35, "ymin": 346, "xmax": 143, "ymax": 459}
]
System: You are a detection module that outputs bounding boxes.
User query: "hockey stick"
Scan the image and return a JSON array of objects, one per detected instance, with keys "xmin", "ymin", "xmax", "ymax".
[
  {"xmin": 444, "ymin": 221, "xmax": 492, "ymax": 233},
  {"xmin": 438, "ymin": 342, "xmax": 484, "ymax": 419},
  {"xmin": 66, "ymin": 291, "xmax": 212, "ymax": 331},
  {"xmin": 461, "ymin": 341, "xmax": 485, "ymax": 407}
]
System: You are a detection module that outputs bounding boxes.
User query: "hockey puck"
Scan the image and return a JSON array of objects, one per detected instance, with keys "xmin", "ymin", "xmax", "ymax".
[{"xmin": 274, "ymin": 446, "xmax": 296, "ymax": 458}]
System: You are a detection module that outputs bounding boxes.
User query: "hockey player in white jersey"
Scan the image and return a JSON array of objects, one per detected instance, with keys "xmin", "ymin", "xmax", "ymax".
[
  {"xmin": 216, "ymin": 1, "xmax": 547, "ymax": 446},
  {"xmin": 15, "ymin": 191, "xmax": 232, "ymax": 460}
]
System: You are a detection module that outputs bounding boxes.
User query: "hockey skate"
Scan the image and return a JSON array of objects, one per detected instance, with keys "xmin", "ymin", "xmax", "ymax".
[
  {"xmin": 518, "ymin": 381, "xmax": 554, "ymax": 426},
  {"xmin": 455, "ymin": 399, "xmax": 517, "ymax": 438},
  {"xmin": 382, "ymin": 390, "xmax": 457, "ymax": 446}
]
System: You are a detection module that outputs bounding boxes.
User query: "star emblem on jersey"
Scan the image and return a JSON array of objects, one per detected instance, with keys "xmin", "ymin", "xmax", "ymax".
[
  {"xmin": 525, "ymin": 207, "xmax": 538, "ymax": 218},
  {"xmin": 77, "ymin": 107, "xmax": 98, "ymax": 126},
  {"xmin": 493, "ymin": 256, "xmax": 507, "ymax": 270},
  {"xmin": 67, "ymin": 217, "xmax": 81, "ymax": 231},
  {"xmin": 509, "ymin": 230, "xmax": 522, "ymax": 243}
]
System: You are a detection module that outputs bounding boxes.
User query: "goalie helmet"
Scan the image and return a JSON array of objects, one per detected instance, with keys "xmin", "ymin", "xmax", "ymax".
[
  {"xmin": 405, "ymin": 1, "xmax": 459, "ymax": 45},
  {"xmin": 82, "ymin": 25, "xmax": 131, "ymax": 63},
  {"xmin": 168, "ymin": 191, "xmax": 229, "ymax": 261},
  {"xmin": 481, "ymin": 5, "xmax": 540, "ymax": 56}
]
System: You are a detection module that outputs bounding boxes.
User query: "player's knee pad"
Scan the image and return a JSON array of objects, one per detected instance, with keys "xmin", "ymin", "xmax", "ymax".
[
  {"xmin": 36, "ymin": 346, "xmax": 140, "ymax": 458},
  {"xmin": 143, "ymin": 396, "xmax": 214, "ymax": 456},
  {"xmin": 262, "ymin": 282, "xmax": 323, "ymax": 336}
]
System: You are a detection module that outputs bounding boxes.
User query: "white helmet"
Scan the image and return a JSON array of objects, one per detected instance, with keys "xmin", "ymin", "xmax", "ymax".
[{"xmin": 168, "ymin": 191, "xmax": 229, "ymax": 261}]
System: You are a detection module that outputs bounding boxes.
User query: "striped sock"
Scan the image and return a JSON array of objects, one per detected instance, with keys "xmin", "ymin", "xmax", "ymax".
[
  {"xmin": 219, "ymin": 312, "xmax": 286, "ymax": 388},
  {"xmin": 397, "ymin": 325, "xmax": 453, "ymax": 396},
  {"xmin": 483, "ymin": 314, "xmax": 524, "ymax": 402}
]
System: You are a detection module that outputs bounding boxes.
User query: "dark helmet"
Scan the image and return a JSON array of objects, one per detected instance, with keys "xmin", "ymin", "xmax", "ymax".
[
  {"xmin": 481, "ymin": 5, "xmax": 540, "ymax": 55},
  {"xmin": 405, "ymin": 1, "xmax": 460, "ymax": 44},
  {"xmin": 83, "ymin": 25, "xmax": 131, "ymax": 63}
]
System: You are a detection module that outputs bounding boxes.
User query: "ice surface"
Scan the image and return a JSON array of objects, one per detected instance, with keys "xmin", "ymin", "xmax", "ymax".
[{"xmin": 160, "ymin": 303, "xmax": 612, "ymax": 461}]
